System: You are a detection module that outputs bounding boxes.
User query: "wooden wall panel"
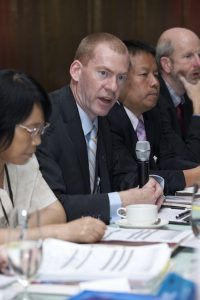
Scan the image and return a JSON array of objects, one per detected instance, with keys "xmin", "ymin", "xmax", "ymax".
[
  {"xmin": 0, "ymin": 0, "xmax": 199, "ymax": 91},
  {"xmin": 183, "ymin": 0, "xmax": 200, "ymax": 34}
]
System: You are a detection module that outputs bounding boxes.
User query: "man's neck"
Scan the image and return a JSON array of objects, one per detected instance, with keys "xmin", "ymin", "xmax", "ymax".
[{"xmin": 123, "ymin": 102, "xmax": 142, "ymax": 118}]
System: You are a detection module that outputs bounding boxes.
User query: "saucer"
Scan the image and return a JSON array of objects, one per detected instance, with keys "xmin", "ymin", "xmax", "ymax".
[{"xmin": 115, "ymin": 218, "xmax": 168, "ymax": 229}]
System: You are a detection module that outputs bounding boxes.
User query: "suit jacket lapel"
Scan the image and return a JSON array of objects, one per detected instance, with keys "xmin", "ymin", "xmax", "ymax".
[
  {"xmin": 61, "ymin": 87, "xmax": 90, "ymax": 190},
  {"xmin": 96, "ymin": 118, "xmax": 111, "ymax": 192},
  {"xmin": 143, "ymin": 112, "xmax": 157, "ymax": 168},
  {"xmin": 160, "ymin": 77, "xmax": 183, "ymax": 135},
  {"xmin": 144, "ymin": 113, "xmax": 154, "ymax": 145},
  {"xmin": 120, "ymin": 105, "xmax": 138, "ymax": 156},
  {"xmin": 183, "ymin": 94, "xmax": 193, "ymax": 132}
]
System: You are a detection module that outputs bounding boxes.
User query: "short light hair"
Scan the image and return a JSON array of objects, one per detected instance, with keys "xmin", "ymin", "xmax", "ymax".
[{"xmin": 74, "ymin": 32, "xmax": 128, "ymax": 65}]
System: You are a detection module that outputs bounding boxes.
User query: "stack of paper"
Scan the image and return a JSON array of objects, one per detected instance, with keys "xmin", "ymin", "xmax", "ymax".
[
  {"xmin": 103, "ymin": 227, "xmax": 190, "ymax": 244},
  {"xmin": 37, "ymin": 239, "xmax": 171, "ymax": 285},
  {"xmin": 164, "ymin": 195, "xmax": 192, "ymax": 206},
  {"xmin": 158, "ymin": 206, "xmax": 191, "ymax": 224},
  {"xmin": 175, "ymin": 187, "xmax": 200, "ymax": 197}
]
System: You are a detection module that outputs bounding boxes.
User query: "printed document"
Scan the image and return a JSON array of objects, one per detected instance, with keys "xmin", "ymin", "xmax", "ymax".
[
  {"xmin": 38, "ymin": 239, "xmax": 171, "ymax": 284},
  {"xmin": 103, "ymin": 226, "xmax": 190, "ymax": 243}
]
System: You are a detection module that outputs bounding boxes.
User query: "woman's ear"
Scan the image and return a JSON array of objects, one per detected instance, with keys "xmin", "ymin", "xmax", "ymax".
[
  {"xmin": 160, "ymin": 57, "xmax": 172, "ymax": 74},
  {"xmin": 70, "ymin": 60, "xmax": 82, "ymax": 82}
]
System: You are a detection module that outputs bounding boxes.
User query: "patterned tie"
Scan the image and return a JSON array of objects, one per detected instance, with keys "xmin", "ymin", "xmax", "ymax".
[
  {"xmin": 88, "ymin": 124, "xmax": 97, "ymax": 193},
  {"xmin": 136, "ymin": 118, "xmax": 146, "ymax": 141}
]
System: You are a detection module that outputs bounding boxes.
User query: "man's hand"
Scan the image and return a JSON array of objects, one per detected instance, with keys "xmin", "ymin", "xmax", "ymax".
[
  {"xmin": 180, "ymin": 76, "xmax": 200, "ymax": 114},
  {"xmin": 0, "ymin": 246, "xmax": 9, "ymax": 274},
  {"xmin": 119, "ymin": 177, "xmax": 164, "ymax": 209},
  {"xmin": 143, "ymin": 178, "xmax": 164, "ymax": 209}
]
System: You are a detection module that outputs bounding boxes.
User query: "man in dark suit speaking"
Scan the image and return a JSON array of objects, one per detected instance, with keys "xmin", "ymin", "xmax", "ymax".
[{"xmin": 36, "ymin": 33, "xmax": 163, "ymax": 224}]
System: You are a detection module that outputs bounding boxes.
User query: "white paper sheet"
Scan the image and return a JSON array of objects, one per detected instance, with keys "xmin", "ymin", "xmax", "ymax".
[
  {"xmin": 103, "ymin": 226, "xmax": 190, "ymax": 243},
  {"xmin": 180, "ymin": 231, "xmax": 200, "ymax": 249},
  {"xmin": 37, "ymin": 239, "xmax": 171, "ymax": 284},
  {"xmin": 0, "ymin": 274, "xmax": 16, "ymax": 288},
  {"xmin": 80, "ymin": 278, "xmax": 131, "ymax": 293},
  {"xmin": 158, "ymin": 207, "xmax": 191, "ymax": 224}
]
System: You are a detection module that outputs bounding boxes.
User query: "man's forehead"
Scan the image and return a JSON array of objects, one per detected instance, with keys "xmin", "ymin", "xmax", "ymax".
[
  {"xmin": 90, "ymin": 45, "xmax": 129, "ymax": 71},
  {"xmin": 173, "ymin": 36, "xmax": 200, "ymax": 52},
  {"xmin": 130, "ymin": 52, "xmax": 156, "ymax": 67},
  {"xmin": 93, "ymin": 43, "xmax": 128, "ymax": 58}
]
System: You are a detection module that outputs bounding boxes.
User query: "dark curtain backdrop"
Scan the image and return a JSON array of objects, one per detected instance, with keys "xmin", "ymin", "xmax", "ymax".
[{"xmin": 0, "ymin": 0, "xmax": 199, "ymax": 92}]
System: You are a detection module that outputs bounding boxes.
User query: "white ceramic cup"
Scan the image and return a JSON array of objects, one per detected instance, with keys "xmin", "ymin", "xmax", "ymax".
[{"xmin": 117, "ymin": 204, "xmax": 158, "ymax": 225}]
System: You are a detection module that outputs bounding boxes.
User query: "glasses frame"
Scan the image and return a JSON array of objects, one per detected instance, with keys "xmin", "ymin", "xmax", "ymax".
[{"xmin": 18, "ymin": 122, "xmax": 50, "ymax": 137}]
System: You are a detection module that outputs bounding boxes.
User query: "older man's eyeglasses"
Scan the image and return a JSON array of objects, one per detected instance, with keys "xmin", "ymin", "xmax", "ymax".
[{"xmin": 18, "ymin": 122, "xmax": 50, "ymax": 137}]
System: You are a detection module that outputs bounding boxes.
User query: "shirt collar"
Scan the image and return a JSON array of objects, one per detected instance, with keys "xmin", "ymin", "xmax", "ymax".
[
  {"xmin": 165, "ymin": 80, "xmax": 185, "ymax": 107},
  {"xmin": 76, "ymin": 103, "xmax": 98, "ymax": 137},
  {"xmin": 124, "ymin": 106, "xmax": 144, "ymax": 131}
]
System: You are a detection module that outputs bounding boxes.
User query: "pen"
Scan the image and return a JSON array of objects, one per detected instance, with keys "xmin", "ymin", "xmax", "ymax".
[
  {"xmin": 162, "ymin": 205, "xmax": 186, "ymax": 210},
  {"xmin": 169, "ymin": 221, "xmax": 190, "ymax": 225},
  {"xmin": 176, "ymin": 209, "xmax": 191, "ymax": 219},
  {"xmin": 182, "ymin": 214, "xmax": 191, "ymax": 222}
]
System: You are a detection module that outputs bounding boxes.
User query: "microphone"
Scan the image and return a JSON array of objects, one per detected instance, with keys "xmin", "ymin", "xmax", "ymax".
[{"xmin": 136, "ymin": 141, "xmax": 150, "ymax": 188}]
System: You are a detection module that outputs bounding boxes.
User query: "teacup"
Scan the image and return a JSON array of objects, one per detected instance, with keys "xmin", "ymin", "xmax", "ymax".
[{"xmin": 117, "ymin": 204, "xmax": 158, "ymax": 225}]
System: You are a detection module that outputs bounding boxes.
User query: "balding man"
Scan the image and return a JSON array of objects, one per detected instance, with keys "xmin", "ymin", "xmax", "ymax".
[{"xmin": 156, "ymin": 27, "xmax": 200, "ymax": 165}]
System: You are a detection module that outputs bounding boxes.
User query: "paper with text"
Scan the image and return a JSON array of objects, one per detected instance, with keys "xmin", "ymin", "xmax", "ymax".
[
  {"xmin": 38, "ymin": 239, "xmax": 171, "ymax": 284},
  {"xmin": 103, "ymin": 226, "xmax": 190, "ymax": 243}
]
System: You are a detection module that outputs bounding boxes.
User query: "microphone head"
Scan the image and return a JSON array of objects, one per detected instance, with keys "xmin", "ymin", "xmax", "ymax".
[{"xmin": 136, "ymin": 141, "xmax": 151, "ymax": 161}]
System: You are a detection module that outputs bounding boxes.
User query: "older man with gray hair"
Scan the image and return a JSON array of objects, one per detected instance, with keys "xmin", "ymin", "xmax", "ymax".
[{"xmin": 156, "ymin": 27, "xmax": 200, "ymax": 164}]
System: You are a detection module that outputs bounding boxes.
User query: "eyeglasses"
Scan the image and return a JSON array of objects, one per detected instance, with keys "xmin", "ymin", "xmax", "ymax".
[{"xmin": 18, "ymin": 122, "xmax": 50, "ymax": 137}]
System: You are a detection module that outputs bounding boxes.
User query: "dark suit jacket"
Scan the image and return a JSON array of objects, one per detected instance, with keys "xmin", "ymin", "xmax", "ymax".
[
  {"xmin": 36, "ymin": 85, "xmax": 112, "ymax": 223},
  {"xmin": 157, "ymin": 77, "xmax": 200, "ymax": 164},
  {"xmin": 107, "ymin": 102, "xmax": 186, "ymax": 195}
]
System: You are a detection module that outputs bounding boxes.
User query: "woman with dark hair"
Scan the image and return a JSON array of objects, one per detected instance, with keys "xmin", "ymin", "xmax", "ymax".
[{"xmin": 0, "ymin": 69, "xmax": 106, "ymax": 245}]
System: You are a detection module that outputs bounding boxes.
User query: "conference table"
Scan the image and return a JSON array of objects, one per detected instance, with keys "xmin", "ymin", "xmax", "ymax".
[{"xmin": 1, "ymin": 223, "xmax": 199, "ymax": 300}]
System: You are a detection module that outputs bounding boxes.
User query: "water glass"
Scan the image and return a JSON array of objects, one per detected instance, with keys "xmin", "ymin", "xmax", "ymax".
[{"xmin": 7, "ymin": 208, "xmax": 43, "ymax": 300}]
